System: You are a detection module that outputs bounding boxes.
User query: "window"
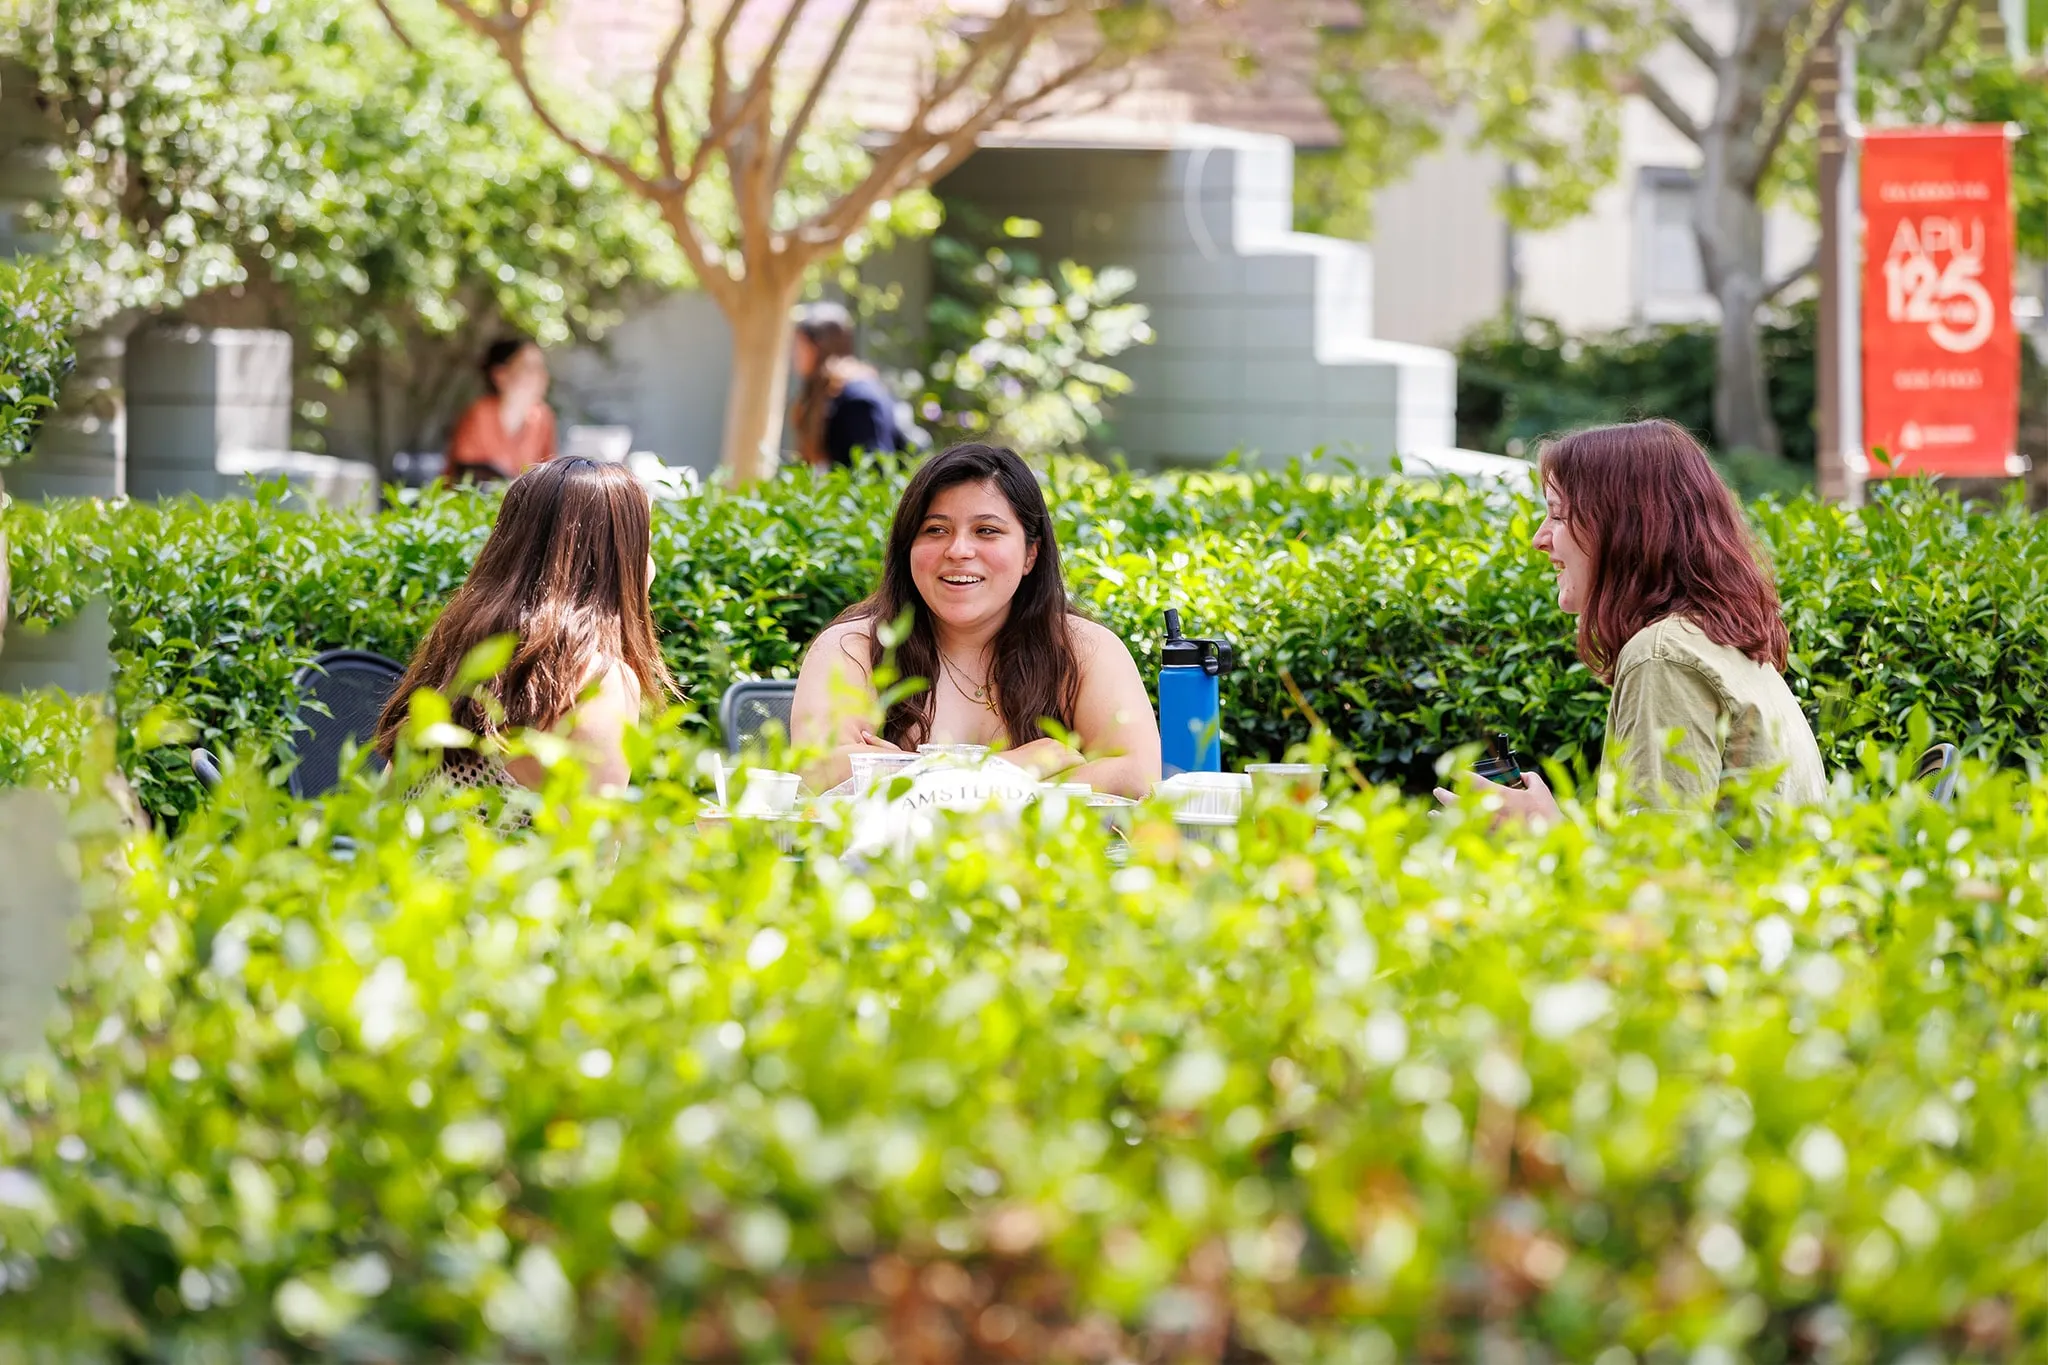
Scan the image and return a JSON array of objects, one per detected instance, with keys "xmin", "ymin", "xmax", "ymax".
[{"xmin": 1634, "ymin": 167, "xmax": 1713, "ymax": 321}]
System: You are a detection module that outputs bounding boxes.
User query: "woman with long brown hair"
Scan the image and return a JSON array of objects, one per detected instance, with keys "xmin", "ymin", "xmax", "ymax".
[
  {"xmin": 790, "ymin": 302, "xmax": 908, "ymax": 470},
  {"xmin": 374, "ymin": 458, "xmax": 678, "ymax": 795},
  {"xmin": 1438, "ymin": 419, "xmax": 1825, "ymax": 819},
  {"xmin": 790, "ymin": 442, "xmax": 1158, "ymax": 797}
]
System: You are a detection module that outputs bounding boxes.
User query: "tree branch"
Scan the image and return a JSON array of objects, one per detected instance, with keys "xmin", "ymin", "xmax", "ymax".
[
  {"xmin": 1668, "ymin": 10, "xmax": 1721, "ymax": 69},
  {"xmin": 367, "ymin": 0, "xmax": 418, "ymax": 52},
  {"xmin": 1634, "ymin": 65, "xmax": 1703, "ymax": 146},
  {"xmin": 426, "ymin": 0, "xmax": 655, "ymax": 195},
  {"xmin": 788, "ymin": 6, "xmax": 1052, "ymax": 250},
  {"xmin": 1911, "ymin": 0, "xmax": 1967, "ymax": 65},
  {"xmin": 989, "ymin": 42, "xmax": 1120, "ymax": 129},
  {"xmin": 771, "ymin": 0, "xmax": 876, "ymax": 189},
  {"xmin": 655, "ymin": 195, "xmax": 738, "ymax": 312},
  {"xmin": 1764, "ymin": 246, "xmax": 1820, "ymax": 301},
  {"xmin": 795, "ymin": 21, "xmax": 1112, "ymax": 258},
  {"xmin": 897, "ymin": 51, "xmax": 1117, "ymax": 213},
  {"xmin": 705, "ymin": 0, "xmax": 757, "ymax": 130},
  {"xmin": 651, "ymin": 2, "xmax": 697, "ymax": 183},
  {"xmin": 1746, "ymin": 0, "xmax": 1854, "ymax": 191},
  {"xmin": 719, "ymin": 0, "xmax": 818, "ymax": 178},
  {"xmin": 681, "ymin": 0, "xmax": 798, "ymax": 192}
]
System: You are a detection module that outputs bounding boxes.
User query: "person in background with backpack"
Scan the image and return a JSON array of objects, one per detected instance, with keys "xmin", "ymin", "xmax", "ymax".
[{"xmin": 790, "ymin": 302, "xmax": 911, "ymax": 470}]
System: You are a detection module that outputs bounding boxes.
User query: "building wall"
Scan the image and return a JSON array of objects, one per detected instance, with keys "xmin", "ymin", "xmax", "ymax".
[
  {"xmin": 549, "ymin": 292, "xmax": 737, "ymax": 474},
  {"xmin": 1362, "ymin": 136, "xmax": 1512, "ymax": 351},
  {"xmin": 938, "ymin": 131, "xmax": 1454, "ymax": 467},
  {"xmin": 561, "ymin": 129, "xmax": 1456, "ymax": 475},
  {"xmin": 1367, "ymin": 0, "xmax": 1819, "ymax": 348}
]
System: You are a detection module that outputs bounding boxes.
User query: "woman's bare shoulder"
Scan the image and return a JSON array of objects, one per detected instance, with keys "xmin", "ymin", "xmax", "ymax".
[
  {"xmin": 579, "ymin": 654, "xmax": 640, "ymax": 703},
  {"xmin": 1067, "ymin": 615, "xmax": 1134, "ymax": 662},
  {"xmin": 806, "ymin": 617, "xmax": 877, "ymax": 671}
]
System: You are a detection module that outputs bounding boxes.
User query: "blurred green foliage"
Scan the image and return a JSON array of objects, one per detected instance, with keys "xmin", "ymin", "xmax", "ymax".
[
  {"xmin": 0, "ymin": 688, "xmax": 100, "ymax": 790},
  {"xmin": 0, "ymin": 728, "xmax": 2045, "ymax": 1354}
]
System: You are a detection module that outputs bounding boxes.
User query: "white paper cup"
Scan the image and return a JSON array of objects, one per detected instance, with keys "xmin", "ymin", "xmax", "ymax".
[{"xmin": 734, "ymin": 769, "xmax": 801, "ymax": 817}]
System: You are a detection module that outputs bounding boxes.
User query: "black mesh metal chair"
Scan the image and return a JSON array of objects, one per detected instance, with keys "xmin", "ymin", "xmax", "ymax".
[
  {"xmin": 719, "ymin": 678, "xmax": 798, "ymax": 757},
  {"xmin": 1913, "ymin": 742, "xmax": 1961, "ymax": 805},
  {"xmin": 289, "ymin": 649, "xmax": 405, "ymax": 799}
]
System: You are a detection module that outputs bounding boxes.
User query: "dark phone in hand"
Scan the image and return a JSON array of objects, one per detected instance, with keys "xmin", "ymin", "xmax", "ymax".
[{"xmin": 1471, "ymin": 733, "xmax": 1524, "ymax": 786}]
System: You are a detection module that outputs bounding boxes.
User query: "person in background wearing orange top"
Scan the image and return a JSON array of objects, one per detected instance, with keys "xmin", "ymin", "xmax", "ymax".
[{"xmin": 446, "ymin": 336, "xmax": 558, "ymax": 484}]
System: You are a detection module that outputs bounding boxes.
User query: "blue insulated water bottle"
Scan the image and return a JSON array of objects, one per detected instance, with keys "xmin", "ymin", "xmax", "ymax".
[{"xmin": 1158, "ymin": 609, "xmax": 1233, "ymax": 777}]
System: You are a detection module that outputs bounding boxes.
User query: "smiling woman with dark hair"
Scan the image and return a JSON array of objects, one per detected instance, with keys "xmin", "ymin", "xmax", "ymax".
[
  {"xmin": 1439, "ymin": 419, "xmax": 1826, "ymax": 819},
  {"xmin": 791, "ymin": 442, "xmax": 1159, "ymax": 796}
]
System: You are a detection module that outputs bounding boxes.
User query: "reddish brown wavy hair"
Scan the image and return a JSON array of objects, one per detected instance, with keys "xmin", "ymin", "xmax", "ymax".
[{"xmin": 1538, "ymin": 419, "xmax": 1789, "ymax": 683}]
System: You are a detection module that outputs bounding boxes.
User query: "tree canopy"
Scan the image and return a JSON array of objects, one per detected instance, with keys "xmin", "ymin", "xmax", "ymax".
[{"xmin": 15, "ymin": 0, "xmax": 686, "ymax": 454}]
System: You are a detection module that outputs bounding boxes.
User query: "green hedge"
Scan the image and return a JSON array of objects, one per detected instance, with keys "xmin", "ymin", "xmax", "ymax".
[
  {"xmin": 1455, "ymin": 307, "xmax": 1819, "ymax": 469},
  {"xmin": 0, "ymin": 256, "xmax": 75, "ymax": 467},
  {"xmin": 7, "ymin": 462, "xmax": 2048, "ymax": 824},
  {"xmin": 4, "ymin": 746, "xmax": 2048, "ymax": 1354},
  {"xmin": 0, "ymin": 689, "xmax": 105, "ymax": 791}
]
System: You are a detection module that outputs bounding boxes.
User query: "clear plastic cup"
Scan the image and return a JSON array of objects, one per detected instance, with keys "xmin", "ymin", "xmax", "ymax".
[{"xmin": 1245, "ymin": 763, "xmax": 1328, "ymax": 806}]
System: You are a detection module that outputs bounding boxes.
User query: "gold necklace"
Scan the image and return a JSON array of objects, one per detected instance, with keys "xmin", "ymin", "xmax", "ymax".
[{"xmin": 940, "ymin": 652, "xmax": 998, "ymax": 713}]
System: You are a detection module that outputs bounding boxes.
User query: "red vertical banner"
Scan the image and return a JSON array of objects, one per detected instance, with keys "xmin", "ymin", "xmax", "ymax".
[{"xmin": 1861, "ymin": 126, "xmax": 2019, "ymax": 479}]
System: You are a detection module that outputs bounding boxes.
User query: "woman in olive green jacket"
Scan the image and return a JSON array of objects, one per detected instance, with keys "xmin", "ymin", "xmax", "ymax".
[{"xmin": 1438, "ymin": 419, "xmax": 1825, "ymax": 820}]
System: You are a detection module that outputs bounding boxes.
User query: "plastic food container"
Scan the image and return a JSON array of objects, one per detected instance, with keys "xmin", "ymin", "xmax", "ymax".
[
  {"xmin": 733, "ymin": 769, "xmax": 802, "ymax": 816},
  {"xmin": 917, "ymin": 743, "xmax": 992, "ymax": 762},
  {"xmin": 850, "ymin": 751, "xmax": 923, "ymax": 792},
  {"xmin": 1155, "ymin": 771, "xmax": 1251, "ymax": 819}
]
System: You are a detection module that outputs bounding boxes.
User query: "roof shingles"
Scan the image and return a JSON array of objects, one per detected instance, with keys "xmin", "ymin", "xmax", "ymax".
[{"xmin": 550, "ymin": 0, "xmax": 1340, "ymax": 148}]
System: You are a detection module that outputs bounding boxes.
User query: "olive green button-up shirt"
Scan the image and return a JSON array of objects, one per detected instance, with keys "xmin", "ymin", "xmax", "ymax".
[{"xmin": 1605, "ymin": 616, "xmax": 1828, "ymax": 809}]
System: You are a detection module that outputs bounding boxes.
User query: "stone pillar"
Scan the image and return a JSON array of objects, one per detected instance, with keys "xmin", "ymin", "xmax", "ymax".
[
  {"xmin": 125, "ymin": 324, "xmax": 293, "ymax": 499},
  {"xmin": 0, "ymin": 56, "xmax": 127, "ymax": 499},
  {"xmin": 0, "ymin": 789, "xmax": 78, "ymax": 1059},
  {"xmin": 0, "ymin": 596, "xmax": 112, "ymax": 696}
]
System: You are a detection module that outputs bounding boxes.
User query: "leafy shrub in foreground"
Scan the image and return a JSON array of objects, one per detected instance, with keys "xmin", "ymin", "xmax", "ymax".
[
  {"xmin": 7, "ymin": 463, "xmax": 2048, "ymax": 825},
  {"xmin": 2, "ymin": 750, "xmax": 2046, "ymax": 1357}
]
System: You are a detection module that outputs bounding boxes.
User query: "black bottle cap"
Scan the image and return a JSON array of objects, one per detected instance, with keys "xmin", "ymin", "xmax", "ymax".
[{"xmin": 1161, "ymin": 609, "xmax": 1232, "ymax": 674}]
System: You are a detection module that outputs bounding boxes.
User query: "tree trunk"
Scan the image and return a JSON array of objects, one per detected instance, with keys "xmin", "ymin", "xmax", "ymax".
[
  {"xmin": 719, "ymin": 272, "xmax": 806, "ymax": 484},
  {"xmin": 1694, "ymin": 145, "xmax": 1782, "ymax": 458}
]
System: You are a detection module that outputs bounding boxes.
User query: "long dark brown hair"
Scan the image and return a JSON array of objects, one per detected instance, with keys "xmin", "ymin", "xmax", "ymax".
[
  {"xmin": 1539, "ymin": 419, "xmax": 1790, "ymax": 683},
  {"xmin": 374, "ymin": 458, "xmax": 678, "ymax": 756},
  {"xmin": 791, "ymin": 302, "xmax": 877, "ymax": 464},
  {"xmin": 834, "ymin": 442, "xmax": 1082, "ymax": 749}
]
